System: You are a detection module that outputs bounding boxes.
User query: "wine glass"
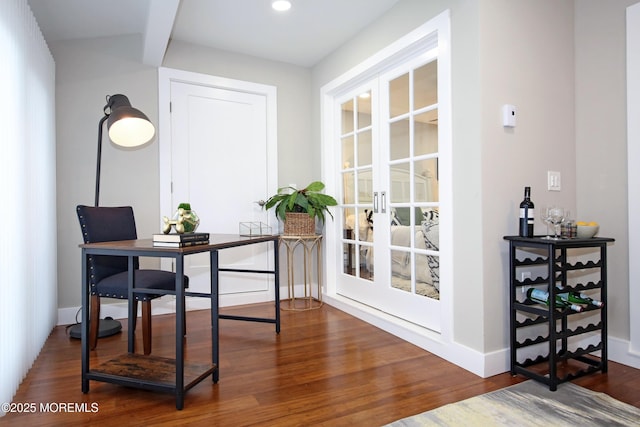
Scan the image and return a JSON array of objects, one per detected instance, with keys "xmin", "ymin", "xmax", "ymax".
[
  {"xmin": 548, "ymin": 206, "xmax": 565, "ymax": 239},
  {"xmin": 539, "ymin": 205, "xmax": 552, "ymax": 239}
]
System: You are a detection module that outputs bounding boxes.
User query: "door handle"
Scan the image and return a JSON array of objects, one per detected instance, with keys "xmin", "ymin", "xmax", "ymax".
[
  {"xmin": 381, "ymin": 191, "xmax": 386, "ymax": 213},
  {"xmin": 373, "ymin": 192, "xmax": 379, "ymax": 213}
]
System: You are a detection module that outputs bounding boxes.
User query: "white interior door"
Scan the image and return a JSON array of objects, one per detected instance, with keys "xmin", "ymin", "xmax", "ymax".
[
  {"xmin": 334, "ymin": 53, "xmax": 442, "ymax": 332},
  {"xmin": 158, "ymin": 68, "xmax": 278, "ymax": 309},
  {"xmin": 323, "ymin": 13, "xmax": 451, "ymax": 334}
]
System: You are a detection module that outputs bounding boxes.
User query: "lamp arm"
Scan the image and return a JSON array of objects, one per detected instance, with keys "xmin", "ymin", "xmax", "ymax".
[{"xmin": 95, "ymin": 114, "xmax": 110, "ymax": 207}]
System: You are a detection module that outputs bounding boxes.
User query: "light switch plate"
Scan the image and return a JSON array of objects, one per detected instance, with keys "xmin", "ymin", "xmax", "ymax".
[{"xmin": 547, "ymin": 171, "xmax": 561, "ymax": 191}]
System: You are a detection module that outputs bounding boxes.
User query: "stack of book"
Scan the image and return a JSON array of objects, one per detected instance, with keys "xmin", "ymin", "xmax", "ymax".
[{"xmin": 152, "ymin": 232, "xmax": 210, "ymax": 247}]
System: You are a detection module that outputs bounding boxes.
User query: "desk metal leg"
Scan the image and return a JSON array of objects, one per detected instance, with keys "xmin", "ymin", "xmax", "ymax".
[
  {"xmin": 81, "ymin": 250, "xmax": 89, "ymax": 393},
  {"xmin": 273, "ymin": 239, "xmax": 280, "ymax": 333},
  {"xmin": 175, "ymin": 256, "xmax": 185, "ymax": 410},
  {"xmin": 127, "ymin": 256, "xmax": 135, "ymax": 354},
  {"xmin": 211, "ymin": 250, "xmax": 220, "ymax": 383}
]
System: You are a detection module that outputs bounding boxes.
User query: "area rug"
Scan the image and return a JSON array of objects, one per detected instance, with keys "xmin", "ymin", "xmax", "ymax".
[{"xmin": 385, "ymin": 380, "xmax": 640, "ymax": 426}]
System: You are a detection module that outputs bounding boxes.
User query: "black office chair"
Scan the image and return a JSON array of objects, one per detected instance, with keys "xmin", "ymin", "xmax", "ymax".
[{"xmin": 76, "ymin": 205, "xmax": 188, "ymax": 355}]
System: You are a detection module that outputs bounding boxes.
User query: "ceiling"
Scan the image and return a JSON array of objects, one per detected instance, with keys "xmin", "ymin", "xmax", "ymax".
[{"xmin": 27, "ymin": 0, "xmax": 400, "ymax": 67}]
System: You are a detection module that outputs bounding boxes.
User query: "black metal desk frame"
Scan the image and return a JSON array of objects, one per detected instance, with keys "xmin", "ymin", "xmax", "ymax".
[{"xmin": 80, "ymin": 234, "xmax": 280, "ymax": 409}]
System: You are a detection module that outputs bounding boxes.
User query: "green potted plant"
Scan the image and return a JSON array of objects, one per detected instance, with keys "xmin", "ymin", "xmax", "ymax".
[{"xmin": 264, "ymin": 181, "xmax": 338, "ymax": 235}]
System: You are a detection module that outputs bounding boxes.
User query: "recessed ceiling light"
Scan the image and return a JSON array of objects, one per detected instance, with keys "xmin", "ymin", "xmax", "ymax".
[{"xmin": 272, "ymin": 0, "xmax": 292, "ymax": 12}]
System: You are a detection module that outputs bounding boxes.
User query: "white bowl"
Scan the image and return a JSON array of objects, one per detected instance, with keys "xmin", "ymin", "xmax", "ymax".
[{"xmin": 576, "ymin": 225, "xmax": 599, "ymax": 238}]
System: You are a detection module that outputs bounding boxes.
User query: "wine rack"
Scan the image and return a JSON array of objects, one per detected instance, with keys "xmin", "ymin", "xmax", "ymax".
[{"xmin": 504, "ymin": 236, "xmax": 614, "ymax": 391}]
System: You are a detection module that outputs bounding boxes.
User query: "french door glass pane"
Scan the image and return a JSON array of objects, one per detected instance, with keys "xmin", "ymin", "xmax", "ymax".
[
  {"xmin": 341, "ymin": 92, "xmax": 374, "ymax": 282},
  {"xmin": 357, "ymin": 91, "xmax": 372, "ymax": 128},
  {"xmin": 358, "ymin": 207, "xmax": 374, "ymax": 281},
  {"xmin": 389, "ymin": 73, "xmax": 409, "ymax": 118},
  {"xmin": 390, "ymin": 162, "xmax": 410, "ymax": 203},
  {"xmin": 388, "ymin": 60, "xmax": 439, "ymax": 300},
  {"xmin": 414, "ymin": 61, "xmax": 438, "ymax": 109},
  {"xmin": 343, "ymin": 207, "xmax": 356, "ymax": 276},
  {"xmin": 341, "ymin": 99, "xmax": 354, "ymax": 133},
  {"xmin": 342, "ymin": 135, "xmax": 354, "ymax": 168},
  {"xmin": 390, "ymin": 119, "xmax": 410, "ymax": 160},
  {"xmin": 357, "ymin": 168, "xmax": 373, "ymax": 203},
  {"xmin": 357, "ymin": 130, "xmax": 372, "ymax": 166},
  {"xmin": 343, "ymin": 241, "xmax": 355, "ymax": 275},
  {"xmin": 390, "ymin": 248, "xmax": 411, "ymax": 294},
  {"xmin": 415, "ymin": 158, "xmax": 438, "ymax": 203},
  {"xmin": 342, "ymin": 170, "xmax": 355, "ymax": 204},
  {"xmin": 414, "ymin": 111, "xmax": 438, "ymax": 156},
  {"xmin": 414, "ymin": 253, "xmax": 439, "ymax": 298}
]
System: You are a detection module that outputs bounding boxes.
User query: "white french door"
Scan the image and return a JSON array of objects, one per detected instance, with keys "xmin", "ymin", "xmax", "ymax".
[
  {"xmin": 158, "ymin": 68, "xmax": 278, "ymax": 309},
  {"xmin": 336, "ymin": 53, "xmax": 442, "ymax": 331},
  {"xmin": 324, "ymin": 12, "xmax": 451, "ymax": 334}
]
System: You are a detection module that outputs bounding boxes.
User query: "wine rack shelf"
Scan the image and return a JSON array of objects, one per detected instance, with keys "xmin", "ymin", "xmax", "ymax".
[{"xmin": 504, "ymin": 235, "xmax": 614, "ymax": 391}]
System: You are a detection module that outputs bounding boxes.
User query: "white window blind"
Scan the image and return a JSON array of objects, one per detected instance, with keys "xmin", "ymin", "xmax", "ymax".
[{"xmin": 0, "ymin": 0, "xmax": 57, "ymax": 415}]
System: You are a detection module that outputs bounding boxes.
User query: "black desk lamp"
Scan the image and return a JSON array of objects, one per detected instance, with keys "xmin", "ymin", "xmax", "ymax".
[
  {"xmin": 70, "ymin": 94, "xmax": 155, "ymax": 339},
  {"xmin": 94, "ymin": 94, "xmax": 155, "ymax": 206}
]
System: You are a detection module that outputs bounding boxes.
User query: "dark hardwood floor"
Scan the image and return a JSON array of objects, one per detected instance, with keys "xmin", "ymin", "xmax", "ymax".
[{"xmin": 3, "ymin": 303, "xmax": 639, "ymax": 426}]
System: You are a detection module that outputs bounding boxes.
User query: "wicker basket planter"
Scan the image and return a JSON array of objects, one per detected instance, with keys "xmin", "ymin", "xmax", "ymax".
[
  {"xmin": 264, "ymin": 181, "xmax": 337, "ymax": 236},
  {"xmin": 284, "ymin": 212, "xmax": 316, "ymax": 236}
]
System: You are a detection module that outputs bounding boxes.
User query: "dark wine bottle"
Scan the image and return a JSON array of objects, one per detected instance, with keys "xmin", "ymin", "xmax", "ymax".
[
  {"xmin": 519, "ymin": 186, "xmax": 535, "ymax": 237},
  {"xmin": 527, "ymin": 288, "xmax": 583, "ymax": 312},
  {"xmin": 558, "ymin": 291, "xmax": 604, "ymax": 308}
]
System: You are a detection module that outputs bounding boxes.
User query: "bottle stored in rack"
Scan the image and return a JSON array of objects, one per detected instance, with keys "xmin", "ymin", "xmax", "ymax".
[
  {"xmin": 558, "ymin": 291, "xmax": 604, "ymax": 308},
  {"xmin": 527, "ymin": 288, "xmax": 583, "ymax": 312}
]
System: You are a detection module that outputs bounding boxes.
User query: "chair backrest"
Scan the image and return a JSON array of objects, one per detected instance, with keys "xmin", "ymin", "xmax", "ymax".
[{"xmin": 76, "ymin": 205, "xmax": 139, "ymax": 289}]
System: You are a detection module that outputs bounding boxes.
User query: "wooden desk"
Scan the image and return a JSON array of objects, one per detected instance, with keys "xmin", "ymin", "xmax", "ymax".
[{"xmin": 79, "ymin": 234, "xmax": 280, "ymax": 410}]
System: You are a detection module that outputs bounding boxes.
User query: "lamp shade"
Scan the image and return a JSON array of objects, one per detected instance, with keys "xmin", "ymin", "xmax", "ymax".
[{"xmin": 106, "ymin": 94, "xmax": 155, "ymax": 147}]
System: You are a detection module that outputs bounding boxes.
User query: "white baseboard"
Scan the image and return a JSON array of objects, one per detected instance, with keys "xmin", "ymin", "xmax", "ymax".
[
  {"xmin": 321, "ymin": 295, "xmax": 640, "ymax": 377},
  {"xmin": 57, "ymin": 284, "xmax": 297, "ymax": 325},
  {"xmin": 57, "ymin": 295, "xmax": 196, "ymax": 325},
  {"xmin": 59, "ymin": 289, "xmax": 640, "ymax": 375},
  {"xmin": 322, "ymin": 294, "xmax": 507, "ymax": 378},
  {"xmin": 608, "ymin": 335, "xmax": 640, "ymax": 369}
]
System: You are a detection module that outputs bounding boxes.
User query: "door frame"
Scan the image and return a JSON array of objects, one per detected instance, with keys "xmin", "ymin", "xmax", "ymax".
[
  {"xmin": 627, "ymin": 2, "xmax": 640, "ymax": 362},
  {"xmin": 158, "ymin": 67, "xmax": 278, "ymax": 227},
  {"xmin": 320, "ymin": 10, "xmax": 453, "ymax": 358},
  {"xmin": 157, "ymin": 67, "xmax": 278, "ymax": 307}
]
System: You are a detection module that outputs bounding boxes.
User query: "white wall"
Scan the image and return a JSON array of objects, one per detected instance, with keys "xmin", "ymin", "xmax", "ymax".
[
  {"xmin": 53, "ymin": 35, "xmax": 159, "ymax": 311},
  {"xmin": 480, "ymin": 0, "xmax": 576, "ymax": 353},
  {"xmin": 576, "ymin": 0, "xmax": 639, "ymax": 368},
  {"xmin": 54, "ymin": 36, "xmax": 313, "ymax": 312}
]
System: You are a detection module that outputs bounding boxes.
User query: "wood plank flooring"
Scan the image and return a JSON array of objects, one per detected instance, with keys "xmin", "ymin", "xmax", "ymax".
[{"xmin": 3, "ymin": 303, "xmax": 639, "ymax": 426}]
